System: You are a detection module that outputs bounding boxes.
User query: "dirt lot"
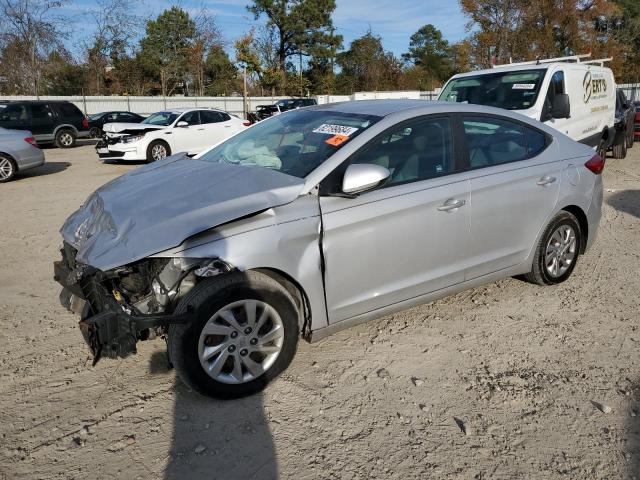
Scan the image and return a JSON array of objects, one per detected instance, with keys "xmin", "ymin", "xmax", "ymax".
[{"xmin": 0, "ymin": 141, "xmax": 639, "ymax": 480}]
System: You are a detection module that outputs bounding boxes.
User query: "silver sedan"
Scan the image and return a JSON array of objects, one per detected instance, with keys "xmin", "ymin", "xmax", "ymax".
[
  {"xmin": 55, "ymin": 100, "xmax": 603, "ymax": 398},
  {"xmin": 0, "ymin": 127, "xmax": 45, "ymax": 182}
]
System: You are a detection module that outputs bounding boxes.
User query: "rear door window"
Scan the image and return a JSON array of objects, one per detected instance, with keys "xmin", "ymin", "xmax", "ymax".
[
  {"xmin": 30, "ymin": 104, "xmax": 54, "ymax": 119},
  {"xmin": 462, "ymin": 116, "xmax": 548, "ymax": 168},
  {"xmin": 200, "ymin": 111, "xmax": 229, "ymax": 124}
]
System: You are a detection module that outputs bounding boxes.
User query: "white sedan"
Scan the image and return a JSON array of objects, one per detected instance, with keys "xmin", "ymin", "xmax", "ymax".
[{"xmin": 96, "ymin": 107, "xmax": 248, "ymax": 162}]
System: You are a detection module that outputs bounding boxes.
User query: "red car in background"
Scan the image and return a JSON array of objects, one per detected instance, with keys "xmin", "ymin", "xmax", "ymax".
[{"xmin": 635, "ymin": 101, "xmax": 640, "ymax": 140}]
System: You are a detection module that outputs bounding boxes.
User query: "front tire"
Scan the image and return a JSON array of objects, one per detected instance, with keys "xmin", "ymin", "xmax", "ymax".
[
  {"xmin": 0, "ymin": 154, "xmax": 17, "ymax": 182},
  {"xmin": 524, "ymin": 211, "xmax": 581, "ymax": 285},
  {"xmin": 168, "ymin": 271, "xmax": 300, "ymax": 399},
  {"xmin": 55, "ymin": 129, "xmax": 76, "ymax": 148},
  {"xmin": 146, "ymin": 140, "xmax": 170, "ymax": 163}
]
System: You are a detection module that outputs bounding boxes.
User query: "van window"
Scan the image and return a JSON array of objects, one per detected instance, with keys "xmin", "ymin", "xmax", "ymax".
[
  {"xmin": 30, "ymin": 104, "xmax": 53, "ymax": 119},
  {"xmin": 57, "ymin": 103, "xmax": 82, "ymax": 117},
  {"xmin": 463, "ymin": 116, "xmax": 547, "ymax": 168},
  {"xmin": 439, "ymin": 69, "xmax": 546, "ymax": 110},
  {"xmin": 544, "ymin": 71, "xmax": 565, "ymax": 108}
]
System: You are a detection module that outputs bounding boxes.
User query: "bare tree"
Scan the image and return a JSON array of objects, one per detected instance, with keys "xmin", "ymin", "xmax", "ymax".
[
  {"xmin": 85, "ymin": 0, "xmax": 142, "ymax": 94},
  {"xmin": 0, "ymin": 0, "xmax": 68, "ymax": 95}
]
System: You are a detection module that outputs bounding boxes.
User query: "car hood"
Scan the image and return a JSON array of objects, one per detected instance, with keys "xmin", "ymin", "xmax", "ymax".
[
  {"xmin": 103, "ymin": 122, "xmax": 165, "ymax": 134},
  {"xmin": 60, "ymin": 154, "xmax": 305, "ymax": 270}
]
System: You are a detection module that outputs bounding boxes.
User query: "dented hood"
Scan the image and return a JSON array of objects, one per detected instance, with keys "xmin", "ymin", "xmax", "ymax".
[
  {"xmin": 103, "ymin": 122, "xmax": 165, "ymax": 134},
  {"xmin": 61, "ymin": 154, "xmax": 305, "ymax": 270}
]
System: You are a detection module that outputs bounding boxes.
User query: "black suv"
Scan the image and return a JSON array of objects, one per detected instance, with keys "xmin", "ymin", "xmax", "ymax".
[
  {"xmin": 0, "ymin": 101, "xmax": 89, "ymax": 148},
  {"xmin": 611, "ymin": 89, "xmax": 635, "ymax": 159},
  {"xmin": 248, "ymin": 98, "xmax": 317, "ymax": 123}
]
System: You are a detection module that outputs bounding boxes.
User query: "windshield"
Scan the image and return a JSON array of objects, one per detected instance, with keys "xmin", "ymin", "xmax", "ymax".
[
  {"xmin": 439, "ymin": 69, "xmax": 546, "ymax": 110},
  {"xmin": 198, "ymin": 109, "xmax": 381, "ymax": 178},
  {"xmin": 142, "ymin": 111, "xmax": 179, "ymax": 126}
]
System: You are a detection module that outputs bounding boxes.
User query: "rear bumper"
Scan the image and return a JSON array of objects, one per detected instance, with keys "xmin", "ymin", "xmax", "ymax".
[
  {"xmin": 585, "ymin": 176, "xmax": 603, "ymax": 252},
  {"xmin": 15, "ymin": 149, "xmax": 45, "ymax": 172}
]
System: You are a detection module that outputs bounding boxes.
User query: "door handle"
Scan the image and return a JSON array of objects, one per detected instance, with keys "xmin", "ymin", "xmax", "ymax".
[
  {"xmin": 437, "ymin": 199, "xmax": 466, "ymax": 212},
  {"xmin": 536, "ymin": 176, "xmax": 556, "ymax": 186}
]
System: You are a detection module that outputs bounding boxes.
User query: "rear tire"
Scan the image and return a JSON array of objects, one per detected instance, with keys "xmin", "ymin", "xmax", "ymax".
[
  {"xmin": 55, "ymin": 129, "xmax": 76, "ymax": 148},
  {"xmin": 168, "ymin": 271, "xmax": 300, "ymax": 399},
  {"xmin": 627, "ymin": 127, "xmax": 634, "ymax": 149},
  {"xmin": 146, "ymin": 140, "xmax": 170, "ymax": 163},
  {"xmin": 0, "ymin": 154, "xmax": 17, "ymax": 182},
  {"xmin": 612, "ymin": 136, "xmax": 627, "ymax": 159},
  {"xmin": 524, "ymin": 211, "xmax": 581, "ymax": 286}
]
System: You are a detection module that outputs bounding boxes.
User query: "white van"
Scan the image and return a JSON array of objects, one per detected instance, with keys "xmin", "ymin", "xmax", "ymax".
[{"xmin": 438, "ymin": 55, "xmax": 616, "ymax": 154}]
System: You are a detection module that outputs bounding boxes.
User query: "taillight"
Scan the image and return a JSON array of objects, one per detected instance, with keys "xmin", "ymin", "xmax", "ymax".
[
  {"xmin": 24, "ymin": 137, "xmax": 38, "ymax": 147},
  {"xmin": 243, "ymin": 121, "xmax": 252, "ymax": 126},
  {"xmin": 82, "ymin": 117, "xmax": 89, "ymax": 129},
  {"xmin": 585, "ymin": 154, "xmax": 605, "ymax": 174}
]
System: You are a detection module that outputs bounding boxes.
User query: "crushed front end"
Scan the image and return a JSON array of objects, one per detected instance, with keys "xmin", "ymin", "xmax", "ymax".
[{"xmin": 54, "ymin": 243, "xmax": 230, "ymax": 364}]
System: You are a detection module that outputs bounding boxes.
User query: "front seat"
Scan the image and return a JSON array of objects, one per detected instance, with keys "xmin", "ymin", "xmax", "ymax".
[{"xmin": 392, "ymin": 124, "xmax": 444, "ymax": 183}]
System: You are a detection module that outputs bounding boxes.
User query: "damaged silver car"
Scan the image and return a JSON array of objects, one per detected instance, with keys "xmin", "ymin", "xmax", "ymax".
[{"xmin": 55, "ymin": 100, "xmax": 603, "ymax": 398}]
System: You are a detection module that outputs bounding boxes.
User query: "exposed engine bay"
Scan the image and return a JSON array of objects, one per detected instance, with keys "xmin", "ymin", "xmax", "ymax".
[{"xmin": 55, "ymin": 242, "xmax": 232, "ymax": 364}]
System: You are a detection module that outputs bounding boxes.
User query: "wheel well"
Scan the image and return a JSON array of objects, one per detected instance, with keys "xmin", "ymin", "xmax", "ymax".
[
  {"xmin": 251, "ymin": 268, "xmax": 311, "ymax": 338},
  {"xmin": 54, "ymin": 125, "xmax": 77, "ymax": 136},
  {"xmin": 561, "ymin": 205, "xmax": 588, "ymax": 253}
]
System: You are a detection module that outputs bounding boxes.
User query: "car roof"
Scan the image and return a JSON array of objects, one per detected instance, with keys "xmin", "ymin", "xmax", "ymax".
[{"xmin": 161, "ymin": 107, "xmax": 226, "ymax": 114}]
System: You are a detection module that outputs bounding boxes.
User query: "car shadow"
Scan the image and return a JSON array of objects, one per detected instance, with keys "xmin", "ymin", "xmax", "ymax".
[
  {"xmin": 19, "ymin": 161, "xmax": 70, "ymax": 178},
  {"xmin": 152, "ymin": 349, "xmax": 277, "ymax": 480},
  {"xmin": 607, "ymin": 189, "xmax": 640, "ymax": 219}
]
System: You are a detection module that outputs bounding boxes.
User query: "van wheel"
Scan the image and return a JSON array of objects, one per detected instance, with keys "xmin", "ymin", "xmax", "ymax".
[
  {"xmin": 524, "ymin": 211, "xmax": 581, "ymax": 286},
  {"xmin": 612, "ymin": 136, "xmax": 627, "ymax": 159},
  {"xmin": 146, "ymin": 140, "xmax": 170, "ymax": 162},
  {"xmin": 168, "ymin": 271, "xmax": 300, "ymax": 399},
  {"xmin": 55, "ymin": 129, "xmax": 76, "ymax": 148}
]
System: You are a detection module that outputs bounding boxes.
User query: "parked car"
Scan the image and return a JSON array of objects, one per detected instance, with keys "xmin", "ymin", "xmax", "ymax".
[
  {"xmin": 610, "ymin": 89, "xmax": 635, "ymax": 159},
  {"xmin": 95, "ymin": 107, "xmax": 248, "ymax": 163},
  {"xmin": 633, "ymin": 101, "xmax": 640, "ymax": 140},
  {"xmin": 55, "ymin": 100, "xmax": 604, "ymax": 399},
  {"xmin": 88, "ymin": 111, "xmax": 145, "ymax": 138},
  {"xmin": 0, "ymin": 100, "xmax": 89, "ymax": 148},
  {"xmin": 0, "ymin": 126, "xmax": 44, "ymax": 182},
  {"xmin": 439, "ymin": 54, "xmax": 616, "ymax": 157},
  {"xmin": 248, "ymin": 98, "xmax": 318, "ymax": 123}
]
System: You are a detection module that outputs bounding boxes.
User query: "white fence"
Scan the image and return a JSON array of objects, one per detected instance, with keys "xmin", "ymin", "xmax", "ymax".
[{"xmin": 0, "ymin": 91, "xmax": 441, "ymax": 118}]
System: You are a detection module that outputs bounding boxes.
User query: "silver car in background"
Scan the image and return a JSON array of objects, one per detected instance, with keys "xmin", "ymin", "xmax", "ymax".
[
  {"xmin": 0, "ymin": 127, "xmax": 45, "ymax": 182},
  {"xmin": 54, "ymin": 100, "xmax": 604, "ymax": 399}
]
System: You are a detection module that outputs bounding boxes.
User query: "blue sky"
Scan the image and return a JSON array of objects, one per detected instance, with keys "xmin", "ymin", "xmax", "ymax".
[{"xmin": 65, "ymin": 0, "xmax": 469, "ymax": 59}]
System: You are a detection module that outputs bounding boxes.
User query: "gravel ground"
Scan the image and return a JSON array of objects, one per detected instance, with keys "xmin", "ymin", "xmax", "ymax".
[{"xmin": 0, "ymin": 141, "xmax": 639, "ymax": 480}]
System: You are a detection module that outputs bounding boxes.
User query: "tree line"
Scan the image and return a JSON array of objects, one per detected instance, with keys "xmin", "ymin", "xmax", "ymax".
[{"xmin": 0, "ymin": 0, "xmax": 638, "ymax": 98}]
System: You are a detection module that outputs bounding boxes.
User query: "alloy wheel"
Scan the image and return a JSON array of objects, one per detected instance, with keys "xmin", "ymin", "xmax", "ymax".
[
  {"xmin": 198, "ymin": 299, "xmax": 285, "ymax": 384},
  {"xmin": 0, "ymin": 157, "xmax": 14, "ymax": 180},
  {"xmin": 59, "ymin": 132, "xmax": 73, "ymax": 147},
  {"xmin": 544, "ymin": 225, "xmax": 577, "ymax": 278},
  {"xmin": 151, "ymin": 144, "xmax": 167, "ymax": 160}
]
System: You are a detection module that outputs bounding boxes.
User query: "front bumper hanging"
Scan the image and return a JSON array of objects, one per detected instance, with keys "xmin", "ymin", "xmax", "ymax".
[{"xmin": 54, "ymin": 258, "xmax": 193, "ymax": 365}]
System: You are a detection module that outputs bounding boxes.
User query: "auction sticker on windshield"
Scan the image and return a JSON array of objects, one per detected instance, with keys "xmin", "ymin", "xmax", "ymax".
[
  {"xmin": 313, "ymin": 124, "xmax": 359, "ymax": 136},
  {"xmin": 512, "ymin": 83, "xmax": 536, "ymax": 89}
]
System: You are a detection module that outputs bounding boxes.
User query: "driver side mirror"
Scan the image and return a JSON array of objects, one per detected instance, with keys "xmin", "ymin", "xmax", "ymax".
[
  {"xmin": 342, "ymin": 164, "xmax": 391, "ymax": 195},
  {"xmin": 551, "ymin": 93, "xmax": 570, "ymax": 119},
  {"xmin": 176, "ymin": 121, "xmax": 189, "ymax": 128}
]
